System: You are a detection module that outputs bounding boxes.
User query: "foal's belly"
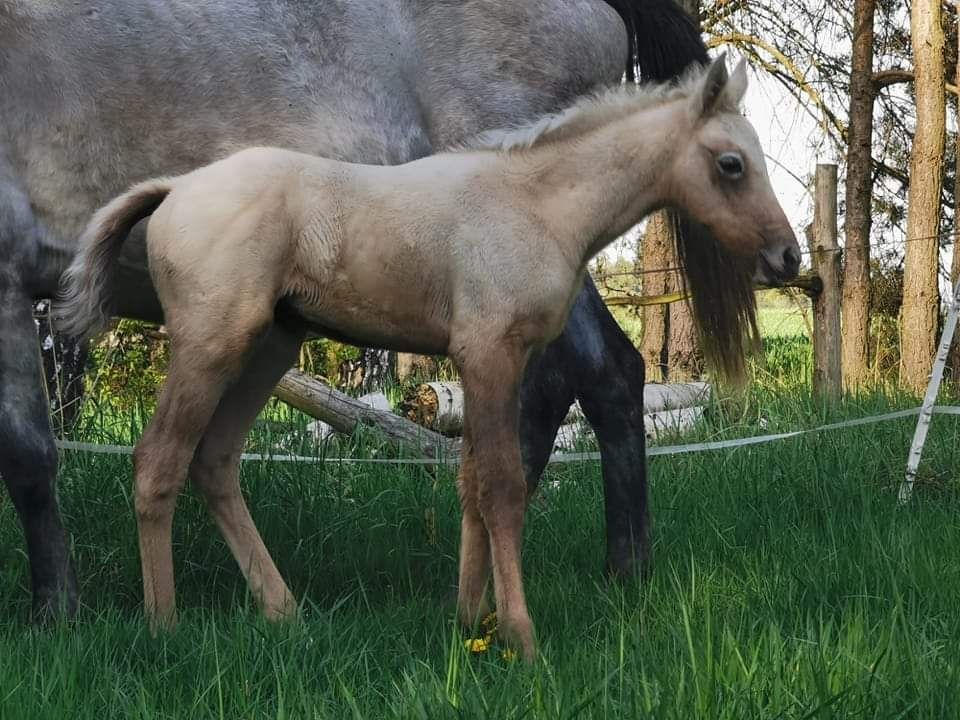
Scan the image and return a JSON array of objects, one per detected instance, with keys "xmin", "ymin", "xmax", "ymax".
[{"xmin": 288, "ymin": 296, "xmax": 450, "ymax": 356}]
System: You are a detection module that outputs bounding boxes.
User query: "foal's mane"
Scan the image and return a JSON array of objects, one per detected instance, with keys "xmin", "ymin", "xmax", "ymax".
[{"xmin": 465, "ymin": 63, "xmax": 719, "ymax": 154}]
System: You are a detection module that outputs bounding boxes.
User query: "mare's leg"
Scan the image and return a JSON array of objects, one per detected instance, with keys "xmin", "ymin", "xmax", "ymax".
[
  {"xmin": 0, "ymin": 287, "xmax": 78, "ymax": 619},
  {"xmin": 516, "ymin": 277, "xmax": 649, "ymax": 578},
  {"xmin": 134, "ymin": 314, "xmax": 271, "ymax": 629},
  {"xmin": 188, "ymin": 321, "xmax": 304, "ymax": 620},
  {"xmin": 517, "ymin": 345, "xmax": 576, "ymax": 489},
  {"xmin": 567, "ymin": 279, "xmax": 650, "ymax": 577},
  {"xmin": 0, "ymin": 171, "xmax": 77, "ymax": 619},
  {"xmin": 459, "ymin": 342, "xmax": 535, "ymax": 660}
]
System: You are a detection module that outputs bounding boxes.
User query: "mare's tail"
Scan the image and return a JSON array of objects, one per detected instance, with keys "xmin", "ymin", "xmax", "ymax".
[
  {"xmin": 602, "ymin": 0, "xmax": 708, "ymax": 82},
  {"xmin": 56, "ymin": 178, "xmax": 175, "ymax": 339}
]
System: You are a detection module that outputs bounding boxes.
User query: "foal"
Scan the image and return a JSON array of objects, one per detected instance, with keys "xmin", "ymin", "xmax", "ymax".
[{"xmin": 59, "ymin": 57, "xmax": 798, "ymax": 660}]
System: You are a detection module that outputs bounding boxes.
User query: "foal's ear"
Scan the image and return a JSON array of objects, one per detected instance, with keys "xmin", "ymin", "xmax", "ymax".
[
  {"xmin": 722, "ymin": 58, "xmax": 749, "ymax": 109},
  {"xmin": 698, "ymin": 54, "xmax": 729, "ymax": 118}
]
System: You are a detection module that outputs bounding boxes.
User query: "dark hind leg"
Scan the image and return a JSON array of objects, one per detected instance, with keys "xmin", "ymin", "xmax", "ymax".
[
  {"xmin": 518, "ymin": 344, "xmax": 577, "ymax": 490},
  {"xmin": 0, "ymin": 285, "xmax": 78, "ymax": 619},
  {"xmin": 517, "ymin": 277, "xmax": 649, "ymax": 578}
]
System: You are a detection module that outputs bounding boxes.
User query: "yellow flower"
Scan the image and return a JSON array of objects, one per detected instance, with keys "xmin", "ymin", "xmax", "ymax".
[
  {"xmin": 464, "ymin": 636, "xmax": 491, "ymax": 653},
  {"xmin": 500, "ymin": 648, "xmax": 517, "ymax": 662}
]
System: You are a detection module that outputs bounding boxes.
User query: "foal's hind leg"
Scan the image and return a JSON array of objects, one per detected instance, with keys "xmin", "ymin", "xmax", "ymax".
[
  {"xmin": 188, "ymin": 322, "xmax": 304, "ymax": 620},
  {"xmin": 133, "ymin": 315, "xmax": 271, "ymax": 629},
  {"xmin": 0, "ymin": 286, "xmax": 78, "ymax": 619}
]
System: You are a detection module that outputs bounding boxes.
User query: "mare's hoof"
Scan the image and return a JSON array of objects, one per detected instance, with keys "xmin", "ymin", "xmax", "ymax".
[
  {"xmin": 605, "ymin": 542, "xmax": 653, "ymax": 581},
  {"xmin": 31, "ymin": 572, "xmax": 80, "ymax": 624}
]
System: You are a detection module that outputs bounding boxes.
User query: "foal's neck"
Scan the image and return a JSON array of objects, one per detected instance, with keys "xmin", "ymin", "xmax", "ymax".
[{"xmin": 510, "ymin": 100, "xmax": 686, "ymax": 268}]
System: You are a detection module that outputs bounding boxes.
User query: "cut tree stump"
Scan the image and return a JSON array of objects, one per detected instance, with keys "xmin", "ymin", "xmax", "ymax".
[
  {"xmin": 274, "ymin": 369, "xmax": 458, "ymax": 460},
  {"xmin": 404, "ymin": 382, "xmax": 464, "ymax": 435}
]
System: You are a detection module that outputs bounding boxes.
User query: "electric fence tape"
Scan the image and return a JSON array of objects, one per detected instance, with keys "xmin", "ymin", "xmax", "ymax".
[{"xmin": 55, "ymin": 404, "xmax": 960, "ymax": 467}]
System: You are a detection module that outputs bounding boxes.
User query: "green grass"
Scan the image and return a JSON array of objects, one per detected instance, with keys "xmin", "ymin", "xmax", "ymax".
[
  {"xmin": 5, "ymin": 334, "xmax": 960, "ymax": 718},
  {"xmin": 755, "ymin": 290, "xmax": 811, "ymax": 340}
]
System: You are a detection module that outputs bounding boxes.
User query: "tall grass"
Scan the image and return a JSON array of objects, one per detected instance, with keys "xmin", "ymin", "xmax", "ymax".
[{"xmin": 4, "ymin": 324, "xmax": 960, "ymax": 718}]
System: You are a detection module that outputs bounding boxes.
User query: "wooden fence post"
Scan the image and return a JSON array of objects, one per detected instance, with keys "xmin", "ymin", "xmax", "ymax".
[{"xmin": 809, "ymin": 163, "xmax": 842, "ymax": 398}]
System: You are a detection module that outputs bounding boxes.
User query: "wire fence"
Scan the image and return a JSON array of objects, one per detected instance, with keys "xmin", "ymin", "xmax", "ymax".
[{"xmin": 590, "ymin": 229, "xmax": 960, "ymax": 308}]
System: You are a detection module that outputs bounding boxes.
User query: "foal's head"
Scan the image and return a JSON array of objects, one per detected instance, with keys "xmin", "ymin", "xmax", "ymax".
[{"xmin": 668, "ymin": 56, "xmax": 800, "ymax": 285}]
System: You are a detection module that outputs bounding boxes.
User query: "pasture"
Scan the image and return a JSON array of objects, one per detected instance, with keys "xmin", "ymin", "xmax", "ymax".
[{"xmin": 2, "ymin": 322, "xmax": 960, "ymax": 719}]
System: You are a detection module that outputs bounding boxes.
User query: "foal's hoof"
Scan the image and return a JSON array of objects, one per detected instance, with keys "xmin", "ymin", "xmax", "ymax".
[
  {"xmin": 495, "ymin": 613, "xmax": 538, "ymax": 664},
  {"xmin": 262, "ymin": 595, "xmax": 300, "ymax": 623},
  {"xmin": 462, "ymin": 612, "xmax": 537, "ymax": 663},
  {"xmin": 146, "ymin": 610, "xmax": 179, "ymax": 636}
]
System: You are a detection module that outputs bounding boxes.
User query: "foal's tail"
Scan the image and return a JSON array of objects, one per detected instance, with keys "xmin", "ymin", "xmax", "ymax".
[{"xmin": 56, "ymin": 178, "xmax": 175, "ymax": 339}]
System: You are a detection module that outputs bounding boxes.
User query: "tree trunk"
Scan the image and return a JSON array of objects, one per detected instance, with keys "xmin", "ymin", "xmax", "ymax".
[
  {"xmin": 639, "ymin": 0, "xmax": 702, "ymax": 381},
  {"xmin": 640, "ymin": 212, "xmax": 672, "ymax": 381},
  {"xmin": 901, "ymin": 0, "xmax": 945, "ymax": 394},
  {"xmin": 949, "ymin": 14, "xmax": 960, "ymax": 381},
  {"xmin": 665, "ymin": 0, "xmax": 702, "ymax": 381},
  {"xmin": 667, "ymin": 290, "xmax": 702, "ymax": 379},
  {"xmin": 840, "ymin": 0, "xmax": 876, "ymax": 390},
  {"xmin": 358, "ymin": 348, "xmax": 394, "ymax": 393}
]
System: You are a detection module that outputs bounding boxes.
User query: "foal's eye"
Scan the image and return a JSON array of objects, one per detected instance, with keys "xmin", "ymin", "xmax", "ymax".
[{"xmin": 716, "ymin": 152, "xmax": 745, "ymax": 179}]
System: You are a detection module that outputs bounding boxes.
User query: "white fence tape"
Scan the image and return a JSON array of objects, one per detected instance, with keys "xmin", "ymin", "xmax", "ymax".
[{"xmin": 55, "ymin": 404, "xmax": 960, "ymax": 467}]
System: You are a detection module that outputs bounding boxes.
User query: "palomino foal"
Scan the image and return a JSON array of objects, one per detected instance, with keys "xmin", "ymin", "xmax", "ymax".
[{"xmin": 59, "ymin": 57, "xmax": 798, "ymax": 660}]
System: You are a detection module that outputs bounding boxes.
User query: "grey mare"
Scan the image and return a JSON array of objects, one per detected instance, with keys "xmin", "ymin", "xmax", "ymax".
[{"xmin": 1, "ymin": 0, "xmax": 767, "ymax": 618}]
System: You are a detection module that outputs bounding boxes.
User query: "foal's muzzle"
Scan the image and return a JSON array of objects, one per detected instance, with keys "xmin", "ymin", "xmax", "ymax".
[{"xmin": 754, "ymin": 237, "xmax": 801, "ymax": 286}]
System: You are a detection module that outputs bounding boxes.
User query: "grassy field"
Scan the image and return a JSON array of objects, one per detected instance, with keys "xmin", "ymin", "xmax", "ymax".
[{"xmin": 4, "ymin": 334, "xmax": 960, "ymax": 718}]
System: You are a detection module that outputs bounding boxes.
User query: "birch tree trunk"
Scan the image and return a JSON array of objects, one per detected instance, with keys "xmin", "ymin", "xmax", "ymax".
[
  {"xmin": 900, "ymin": 0, "xmax": 945, "ymax": 394},
  {"xmin": 840, "ymin": 0, "xmax": 876, "ymax": 389}
]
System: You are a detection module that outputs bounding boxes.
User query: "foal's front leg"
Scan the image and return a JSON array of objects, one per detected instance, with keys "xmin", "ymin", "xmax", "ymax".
[
  {"xmin": 456, "ymin": 425, "xmax": 492, "ymax": 628},
  {"xmin": 458, "ymin": 345, "xmax": 535, "ymax": 661}
]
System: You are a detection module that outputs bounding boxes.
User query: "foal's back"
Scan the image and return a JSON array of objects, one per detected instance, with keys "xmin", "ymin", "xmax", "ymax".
[{"xmin": 149, "ymin": 147, "xmax": 499, "ymax": 355}]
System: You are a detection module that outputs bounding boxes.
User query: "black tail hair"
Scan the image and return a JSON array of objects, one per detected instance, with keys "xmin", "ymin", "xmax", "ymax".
[{"xmin": 602, "ymin": 0, "xmax": 708, "ymax": 82}]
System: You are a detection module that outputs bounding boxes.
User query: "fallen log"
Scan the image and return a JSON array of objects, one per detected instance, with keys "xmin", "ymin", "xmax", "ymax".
[
  {"xmin": 304, "ymin": 391, "xmax": 390, "ymax": 442},
  {"xmin": 644, "ymin": 406, "xmax": 705, "ymax": 439},
  {"xmin": 643, "ymin": 381, "xmax": 711, "ymax": 413},
  {"xmin": 274, "ymin": 369, "xmax": 458, "ymax": 460},
  {"xmin": 405, "ymin": 380, "xmax": 711, "ymax": 434},
  {"xmin": 553, "ymin": 406, "xmax": 706, "ymax": 452}
]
